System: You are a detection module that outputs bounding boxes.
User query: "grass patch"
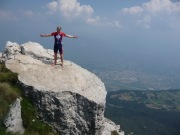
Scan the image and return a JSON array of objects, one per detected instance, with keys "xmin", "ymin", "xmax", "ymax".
[
  {"xmin": 0, "ymin": 63, "xmax": 22, "ymax": 135},
  {"xmin": 0, "ymin": 62, "xmax": 18, "ymax": 84},
  {"xmin": 0, "ymin": 83, "xmax": 19, "ymax": 120},
  {"xmin": 0, "ymin": 63, "xmax": 60, "ymax": 135},
  {"xmin": 0, "ymin": 128, "xmax": 21, "ymax": 135},
  {"xmin": 21, "ymin": 98, "xmax": 59, "ymax": 135}
]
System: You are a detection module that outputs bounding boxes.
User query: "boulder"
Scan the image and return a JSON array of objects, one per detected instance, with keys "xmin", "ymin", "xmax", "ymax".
[
  {"xmin": 3, "ymin": 41, "xmax": 123, "ymax": 135},
  {"xmin": 21, "ymin": 41, "xmax": 53, "ymax": 60},
  {"xmin": 4, "ymin": 98, "xmax": 25, "ymax": 134},
  {"xmin": 3, "ymin": 41, "xmax": 21, "ymax": 60}
]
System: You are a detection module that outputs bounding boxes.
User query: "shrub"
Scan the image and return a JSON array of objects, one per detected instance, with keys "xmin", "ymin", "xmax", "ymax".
[
  {"xmin": 111, "ymin": 130, "xmax": 120, "ymax": 135},
  {"xmin": 0, "ymin": 63, "xmax": 18, "ymax": 84},
  {"xmin": 0, "ymin": 82, "xmax": 21, "ymax": 135},
  {"xmin": 0, "ymin": 72, "xmax": 18, "ymax": 84},
  {"xmin": 0, "ymin": 62, "xmax": 10, "ymax": 73}
]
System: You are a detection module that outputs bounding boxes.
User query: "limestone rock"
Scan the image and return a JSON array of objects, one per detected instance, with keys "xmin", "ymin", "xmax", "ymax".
[
  {"xmin": 0, "ymin": 52, "xmax": 2, "ymax": 62},
  {"xmin": 102, "ymin": 118, "xmax": 124, "ymax": 135},
  {"xmin": 3, "ymin": 41, "xmax": 21, "ymax": 60},
  {"xmin": 4, "ymin": 98, "xmax": 25, "ymax": 134},
  {"xmin": 3, "ymin": 41, "xmax": 53, "ymax": 61},
  {"xmin": 3, "ymin": 41, "xmax": 123, "ymax": 135},
  {"xmin": 21, "ymin": 41, "xmax": 53, "ymax": 60}
]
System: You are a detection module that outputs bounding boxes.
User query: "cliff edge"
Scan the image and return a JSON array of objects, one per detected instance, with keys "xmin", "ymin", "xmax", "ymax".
[{"xmin": 2, "ymin": 41, "xmax": 124, "ymax": 135}]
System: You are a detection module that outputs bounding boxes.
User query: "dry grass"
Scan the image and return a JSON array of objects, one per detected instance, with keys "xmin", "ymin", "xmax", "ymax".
[{"xmin": 0, "ymin": 83, "xmax": 19, "ymax": 118}]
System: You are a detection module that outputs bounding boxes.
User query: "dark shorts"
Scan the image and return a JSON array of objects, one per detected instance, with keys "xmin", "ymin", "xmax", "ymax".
[{"xmin": 54, "ymin": 44, "xmax": 63, "ymax": 54}]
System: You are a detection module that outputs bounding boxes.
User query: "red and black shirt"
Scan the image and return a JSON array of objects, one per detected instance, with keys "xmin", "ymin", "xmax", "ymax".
[{"xmin": 51, "ymin": 32, "xmax": 66, "ymax": 45}]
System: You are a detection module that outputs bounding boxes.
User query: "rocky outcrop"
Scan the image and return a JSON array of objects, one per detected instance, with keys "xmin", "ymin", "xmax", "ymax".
[
  {"xmin": 4, "ymin": 98, "xmax": 25, "ymax": 134},
  {"xmin": 102, "ymin": 118, "xmax": 124, "ymax": 135},
  {"xmin": 3, "ymin": 41, "xmax": 124, "ymax": 135},
  {"xmin": 0, "ymin": 52, "xmax": 2, "ymax": 62}
]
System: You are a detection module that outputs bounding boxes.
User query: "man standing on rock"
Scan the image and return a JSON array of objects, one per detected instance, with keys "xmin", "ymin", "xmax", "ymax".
[{"xmin": 40, "ymin": 26, "xmax": 78, "ymax": 69}]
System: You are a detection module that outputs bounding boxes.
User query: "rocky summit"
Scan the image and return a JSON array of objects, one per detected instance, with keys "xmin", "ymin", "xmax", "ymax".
[{"xmin": 2, "ymin": 41, "xmax": 124, "ymax": 135}]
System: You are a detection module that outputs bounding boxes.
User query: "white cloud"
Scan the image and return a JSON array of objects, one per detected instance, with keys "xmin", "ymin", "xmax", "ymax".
[
  {"xmin": 121, "ymin": 0, "xmax": 180, "ymax": 29},
  {"xmin": 46, "ymin": 0, "xmax": 122, "ymax": 28},
  {"xmin": 122, "ymin": 6, "xmax": 143, "ymax": 15},
  {"xmin": 86, "ymin": 16, "xmax": 101, "ymax": 25},
  {"xmin": 59, "ymin": 0, "xmax": 93, "ymax": 18},
  {"xmin": 143, "ymin": 0, "xmax": 171, "ymax": 13},
  {"xmin": 87, "ymin": 17, "xmax": 122, "ymax": 28},
  {"xmin": 107, "ymin": 21, "xmax": 122, "ymax": 28},
  {"xmin": 135, "ymin": 15, "xmax": 151, "ymax": 24},
  {"xmin": 171, "ymin": 2, "xmax": 180, "ymax": 12},
  {"xmin": 47, "ymin": 1, "xmax": 58, "ymax": 14},
  {"xmin": 122, "ymin": 0, "xmax": 180, "ymax": 15},
  {"xmin": 47, "ymin": 0, "xmax": 93, "ymax": 19},
  {"xmin": 143, "ymin": 0, "xmax": 180, "ymax": 13}
]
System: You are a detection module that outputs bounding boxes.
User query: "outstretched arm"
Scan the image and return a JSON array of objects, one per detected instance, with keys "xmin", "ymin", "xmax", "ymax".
[
  {"xmin": 40, "ymin": 34, "xmax": 52, "ymax": 37},
  {"xmin": 65, "ymin": 34, "xmax": 78, "ymax": 39}
]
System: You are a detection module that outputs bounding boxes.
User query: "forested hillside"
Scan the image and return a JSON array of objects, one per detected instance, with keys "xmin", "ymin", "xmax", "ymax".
[{"xmin": 105, "ymin": 90, "xmax": 180, "ymax": 135}]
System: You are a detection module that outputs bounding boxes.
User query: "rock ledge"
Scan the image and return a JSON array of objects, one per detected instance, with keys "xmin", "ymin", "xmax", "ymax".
[{"xmin": 2, "ymin": 41, "xmax": 124, "ymax": 135}]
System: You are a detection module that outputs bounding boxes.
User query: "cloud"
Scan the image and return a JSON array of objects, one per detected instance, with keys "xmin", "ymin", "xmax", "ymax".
[
  {"xmin": 86, "ymin": 16, "xmax": 101, "ymax": 25},
  {"xmin": 121, "ymin": 0, "xmax": 180, "ymax": 29},
  {"xmin": 122, "ymin": 6, "xmax": 143, "ymax": 15},
  {"xmin": 107, "ymin": 21, "xmax": 122, "ymax": 28},
  {"xmin": 59, "ymin": 0, "xmax": 93, "ymax": 18},
  {"xmin": 122, "ymin": 0, "xmax": 180, "ymax": 15},
  {"xmin": 47, "ymin": 0, "xmax": 122, "ymax": 28},
  {"xmin": 143, "ymin": 0, "xmax": 180, "ymax": 13},
  {"xmin": 86, "ymin": 17, "xmax": 122, "ymax": 28},
  {"xmin": 47, "ymin": 1, "xmax": 58, "ymax": 14},
  {"xmin": 47, "ymin": 0, "xmax": 93, "ymax": 18}
]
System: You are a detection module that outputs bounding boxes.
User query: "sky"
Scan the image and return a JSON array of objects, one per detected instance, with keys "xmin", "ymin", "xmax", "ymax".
[{"xmin": 0, "ymin": 0, "xmax": 180, "ymax": 74}]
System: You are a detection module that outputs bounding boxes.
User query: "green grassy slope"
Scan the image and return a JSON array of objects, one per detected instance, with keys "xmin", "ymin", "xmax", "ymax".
[{"xmin": 0, "ymin": 62, "xmax": 60, "ymax": 135}]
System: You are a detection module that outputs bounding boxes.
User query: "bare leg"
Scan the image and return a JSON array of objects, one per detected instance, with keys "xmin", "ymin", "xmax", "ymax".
[
  {"xmin": 60, "ymin": 53, "xmax": 64, "ymax": 69},
  {"xmin": 53, "ymin": 53, "xmax": 57, "ymax": 65}
]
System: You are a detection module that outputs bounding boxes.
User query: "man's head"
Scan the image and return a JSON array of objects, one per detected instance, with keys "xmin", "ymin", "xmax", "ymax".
[{"xmin": 57, "ymin": 26, "xmax": 61, "ymax": 32}]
